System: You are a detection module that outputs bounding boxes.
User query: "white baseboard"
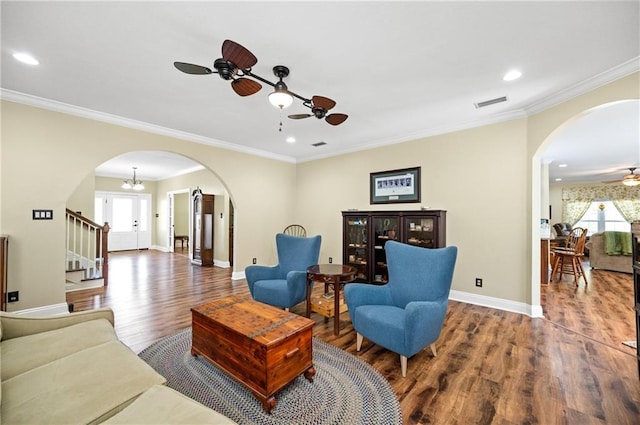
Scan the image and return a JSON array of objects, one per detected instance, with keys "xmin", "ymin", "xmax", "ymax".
[
  {"xmin": 449, "ymin": 290, "xmax": 543, "ymax": 318},
  {"xmin": 12, "ymin": 303, "xmax": 70, "ymax": 316},
  {"xmin": 231, "ymin": 271, "xmax": 246, "ymax": 280},
  {"xmin": 214, "ymin": 260, "xmax": 230, "ymax": 268},
  {"xmin": 152, "ymin": 245, "xmax": 169, "ymax": 252}
]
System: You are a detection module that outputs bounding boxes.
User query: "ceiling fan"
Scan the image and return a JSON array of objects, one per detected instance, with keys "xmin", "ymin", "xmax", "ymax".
[
  {"xmin": 173, "ymin": 40, "xmax": 348, "ymax": 126},
  {"xmin": 603, "ymin": 167, "xmax": 640, "ymax": 186},
  {"xmin": 288, "ymin": 96, "xmax": 349, "ymax": 126}
]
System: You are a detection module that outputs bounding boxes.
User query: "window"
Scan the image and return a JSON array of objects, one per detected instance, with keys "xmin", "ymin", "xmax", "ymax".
[{"xmin": 575, "ymin": 200, "xmax": 631, "ymax": 234}]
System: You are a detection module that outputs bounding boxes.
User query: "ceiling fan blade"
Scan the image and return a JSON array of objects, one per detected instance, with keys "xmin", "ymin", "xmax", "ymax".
[
  {"xmin": 174, "ymin": 62, "xmax": 213, "ymax": 75},
  {"xmin": 325, "ymin": 113, "xmax": 348, "ymax": 126},
  {"xmin": 288, "ymin": 114, "xmax": 312, "ymax": 120},
  {"xmin": 312, "ymin": 95, "xmax": 336, "ymax": 111},
  {"xmin": 222, "ymin": 39, "xmax": 258, "ymax": 70},
  {"xmin": 231, "ymin": 78, "xmax": 262, "ymax": 96}
]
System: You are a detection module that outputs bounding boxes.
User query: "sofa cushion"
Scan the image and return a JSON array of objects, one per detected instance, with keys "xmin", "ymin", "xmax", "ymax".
[
  {"xmin": 103, "ymin": 384, "xmax": 237, "ymax": 424},
  {"xmin": 1, "ymin": 340, "xmax": 166, "ymax": 425},
  {"xmin": 1, "ymin": 318, "xmax": 118, "ymax": 381}
]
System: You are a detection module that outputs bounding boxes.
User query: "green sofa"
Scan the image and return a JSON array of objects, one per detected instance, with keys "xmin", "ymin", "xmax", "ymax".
[{"xmin": 1, "ymin": 308, "xmax": 236, "ymax": 424}]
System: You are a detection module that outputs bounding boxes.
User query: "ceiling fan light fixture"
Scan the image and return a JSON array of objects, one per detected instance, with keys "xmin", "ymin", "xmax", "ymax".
[
  {"xmin": 622, "ymin": 177, "xmax": 640, "ymax": 186},
  {"xmin": 268, "ymin": 81, "xmax": 293, "ymax": 109}
]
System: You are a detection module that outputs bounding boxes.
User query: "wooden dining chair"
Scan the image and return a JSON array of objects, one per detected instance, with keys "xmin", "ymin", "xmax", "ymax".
[
  {"xmin": 551, "ymin": 227, "xmax": 588, "ymax": 285},
  {"xmin": 283, "ymin": 224, "xmax": 307, "ymax": 237}
]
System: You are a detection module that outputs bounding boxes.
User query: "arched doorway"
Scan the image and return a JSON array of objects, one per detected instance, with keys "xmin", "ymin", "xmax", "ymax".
[
  {"xmin": 68, "ymin": 150, "xmax": 236, "ymax": 272},
  {"xmin": 532, "ymin": 99, "xmax": 639, "ymax": 314}
]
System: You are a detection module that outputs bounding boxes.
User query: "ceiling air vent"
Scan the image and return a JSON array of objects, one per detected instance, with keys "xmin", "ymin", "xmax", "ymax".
[
  {"xmin": 474, "ymin": 96, "xmax": 507, "ymax": 109},
  {"xmin": 311, "ymin": 141, "xmax": 327, "ymax": 147}
]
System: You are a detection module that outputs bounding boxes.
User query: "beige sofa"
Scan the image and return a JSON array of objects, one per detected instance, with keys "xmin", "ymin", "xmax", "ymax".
[
  {"xmin": 1, "ymin": 308, "xmax": 236, "ymax": 424},
  {"xmin": 586, "ymin": 232, "xmax": 633, "ymax": 274}
]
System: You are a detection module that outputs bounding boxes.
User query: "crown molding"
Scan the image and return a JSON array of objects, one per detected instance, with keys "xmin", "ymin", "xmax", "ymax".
[
  {"xmin": 297, "ymin": 109, "xmax": 528, "ymax": 163},
  {"xmin": 0, "ymin": 89, "xmax": 296, "ymax": 164},
  {"xmin": 525, "ymin": 56, "xmax": 640, "ymax": 115},
  {"xmin": 3, "ymin": 57, "xmax": 637, "ymax": 165}
]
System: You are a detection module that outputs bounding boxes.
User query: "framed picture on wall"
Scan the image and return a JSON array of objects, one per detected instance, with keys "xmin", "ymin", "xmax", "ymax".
[{"xmin": 370, "ymin": 167, "xmax": 421, "ymax": 204}]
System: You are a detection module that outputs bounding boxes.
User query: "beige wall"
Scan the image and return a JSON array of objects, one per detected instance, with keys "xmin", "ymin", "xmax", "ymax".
[
  {"xmin": 297, "ymin": 119, "xmax": 530, "ymax": 303},
  {"xmin": 0, "ymin": 100, "xmax": 295, "ymax": 311},
  {"xmin": 174, "ymin": 193, "xmax": 189, "ymax": 236},
  {"xmin": 1, "ymin": 71, "xmax": 637, "ymax": 312},
  {"xmin": 153, "ymin": 169, "xmax": 230, "ymax": 263}
]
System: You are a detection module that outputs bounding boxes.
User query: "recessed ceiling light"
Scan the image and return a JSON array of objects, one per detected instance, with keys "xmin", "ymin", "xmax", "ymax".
[
  {"xmin": 13, "ymin": 52, "xmax": 39, "ymax": 65},
  {"xmin": 558, "ymin": 163, "xmax": 568, "ymax": 168},
  {"xmin": 503, "ymin": 70, "xmax": 522, "ymax": 82},
  {"xmin": 285, "ymin": 137, "xmax": 296, "ymax": 144}
]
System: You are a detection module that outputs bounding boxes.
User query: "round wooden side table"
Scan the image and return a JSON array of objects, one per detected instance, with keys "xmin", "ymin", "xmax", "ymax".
[{"xmin": 306, "ymin": 264, "xmax": 357, "ymax": 335}]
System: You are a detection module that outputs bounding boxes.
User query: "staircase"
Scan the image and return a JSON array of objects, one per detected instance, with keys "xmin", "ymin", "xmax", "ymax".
[{"xmin": 65, "ymin": 209, "xmax": 109, "ymax": 292}]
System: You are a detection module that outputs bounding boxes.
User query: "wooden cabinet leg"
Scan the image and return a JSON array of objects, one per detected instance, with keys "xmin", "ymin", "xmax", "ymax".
[
  {"xmin": 262, "ymin": 396, "xmax": 276, "ymax": 414},
  {"xmin": 304, "ymin": 366, "xmax": 316, "ymax": 382}
]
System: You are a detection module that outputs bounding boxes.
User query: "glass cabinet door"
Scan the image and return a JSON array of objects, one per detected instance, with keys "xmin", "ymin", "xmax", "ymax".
[
  {"xmin": 345, "ymin": 215, "xmax": 369, "ymax": 282},
  {"xmin": 372, "ymin": 216, "xmax": 399, "ymax": 284},
  {"xmin": 405, "ymin": 216, "xmax": 436, "ymax": 248}
]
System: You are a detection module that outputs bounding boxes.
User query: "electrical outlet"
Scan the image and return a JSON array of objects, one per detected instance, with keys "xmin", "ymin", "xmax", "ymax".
[
  {"xmin": 8, "ymin": 291, "xmax": 19, "ymax": 302},
  {"xmin": 475, "ymin": 278, "xmax": 483, "ymax": 288},
  {"xmin": 252, "ymin": 258, "xmax": 257, "ymax": 264},
  {"xmin": 329, "ymin": 257, "xmax": 333, "ymax": 263}
]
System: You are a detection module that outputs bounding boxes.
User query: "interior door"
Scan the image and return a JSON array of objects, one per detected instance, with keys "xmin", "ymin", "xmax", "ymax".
[{"xmin": 97, "ymin": 192, "xmax": 151, "ymax": 251}]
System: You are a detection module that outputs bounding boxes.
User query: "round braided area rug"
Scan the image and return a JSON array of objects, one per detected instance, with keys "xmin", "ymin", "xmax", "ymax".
[{"xmin": 139, "ymin": 328, "xmax": 402, "ymax": 425}]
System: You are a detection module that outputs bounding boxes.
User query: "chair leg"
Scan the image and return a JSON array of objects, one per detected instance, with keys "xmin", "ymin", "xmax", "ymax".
[
  {"xmin": 577, "ymin": 259, "xmax": 588, "ymax": 285},
  {"xmin": 430, "ymin": 343, "xmax": 437, "ymax": 357},
  {"xmin": 400, "ymin": 355, "xmax": 407, "ymax": 377},
  {"xmin": 551, "ymin": 255, "xmax": 562, "ymax": 281},
  {"xmin": 356, "ymin": 333, "xmax": 363, "ymax": 351}
]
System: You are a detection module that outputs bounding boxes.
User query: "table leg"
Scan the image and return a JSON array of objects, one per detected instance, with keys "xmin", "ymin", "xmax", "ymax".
[
  {"xmin": 333, "ymin": 277, "xmax": 340, "ymax": 336},
  {"xmin": 305, "ymin": 277, "xmax": 312, "ymax": 318}
]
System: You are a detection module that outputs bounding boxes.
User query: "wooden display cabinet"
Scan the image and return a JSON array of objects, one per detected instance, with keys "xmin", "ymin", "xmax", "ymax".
[
  {"xmin": 632, "ymin": 222, "xmax": 640, "ymax": 379},
  {"xmin": 191, "ymin": 189, "xmax": 214, "ymax": 266},
  {"xmin": 342, "ymin": 210, "xmax": 446, "ymax": 284}
]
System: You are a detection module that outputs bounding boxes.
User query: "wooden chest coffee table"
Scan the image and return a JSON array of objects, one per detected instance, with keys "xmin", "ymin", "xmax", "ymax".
[{"xmin": 191, "ymin": 295, "xmax": 315, "ymax": 413}]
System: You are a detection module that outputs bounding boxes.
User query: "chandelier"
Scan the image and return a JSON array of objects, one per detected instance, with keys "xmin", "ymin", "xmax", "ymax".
[{"xmin": 121, "ymin": 167, "xmax": 144, "ymax": 191}]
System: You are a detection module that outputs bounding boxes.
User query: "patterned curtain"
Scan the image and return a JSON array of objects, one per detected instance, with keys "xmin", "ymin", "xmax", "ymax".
[
  {"xmin": 561, "ymin": 185, "xmax": 640, "ymax": 224},
  {"xmin": 562, "ymin": 200, "xmax": 591, "ymax": 226},
  {"xmin": 612, "ymin": 199, "xmax": 640, "ymax": 223}
]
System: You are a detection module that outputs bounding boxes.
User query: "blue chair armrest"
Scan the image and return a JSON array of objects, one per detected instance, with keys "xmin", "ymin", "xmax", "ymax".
[
  {"xmin": 286, "ymin": 270, "xmax": 310, "ymax": 303},
  {"xmin": 245, "ymin": 265, "xmax": 280, "ymax": 296},
  {"xmin": 344, "ymin": 284, "xmax": 392, "ymax": 311},
  {"xmin": 404, "ymin": 300, "xmax": 448, "ymax": 356}
]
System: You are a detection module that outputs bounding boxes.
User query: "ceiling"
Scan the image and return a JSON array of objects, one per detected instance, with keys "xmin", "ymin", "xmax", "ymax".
[{"xmin": 1, "ymin": 1, "xmax": 639, "ymax": 183}]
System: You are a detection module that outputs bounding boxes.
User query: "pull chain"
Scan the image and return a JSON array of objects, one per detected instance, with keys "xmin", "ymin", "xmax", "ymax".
[{"xmin": 278, "ymin": 108, "xmax": 283, "ymax": 132}]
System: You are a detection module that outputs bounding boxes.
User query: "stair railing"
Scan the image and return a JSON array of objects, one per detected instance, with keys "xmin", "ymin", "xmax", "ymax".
[{"xmin": 65, "ymin": 209, "xmax": 110, "ymax": 285}]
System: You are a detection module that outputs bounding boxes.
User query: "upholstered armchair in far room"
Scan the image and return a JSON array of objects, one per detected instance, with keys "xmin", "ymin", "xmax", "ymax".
[
  {"xmin": 344, "ymin": 241, "xmax": 458, "ymax": 377},
  {"xmin": 245, "ymin": 233, "xmax": 321, "ymax": 310}
]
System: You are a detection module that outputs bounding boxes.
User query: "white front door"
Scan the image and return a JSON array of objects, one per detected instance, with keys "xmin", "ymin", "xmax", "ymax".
[{"xmin": 96, "ymin": 192, "xmax": 151, "ymax": 251}]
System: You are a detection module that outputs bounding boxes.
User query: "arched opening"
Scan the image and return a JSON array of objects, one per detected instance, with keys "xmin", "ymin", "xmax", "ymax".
[
  {"xmin": 531, "ymin": 99, "xmax": 639, "ymax": 325},
  {"xmin": 66, "ymin": 150, "xmax": 236, "ymax": 291}
]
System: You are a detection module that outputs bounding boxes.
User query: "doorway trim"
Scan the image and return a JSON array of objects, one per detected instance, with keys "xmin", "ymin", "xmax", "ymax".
[{"xmin": 167, "ymin": 188, "xmax": 191, "ymax": 254}]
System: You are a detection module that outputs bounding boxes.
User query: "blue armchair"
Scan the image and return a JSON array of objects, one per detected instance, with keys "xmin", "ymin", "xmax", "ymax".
[
  {"xmin": 344, "ymin": 241, "xmax": 457, "ymax": 377},
  {"xmin": 245, "ymin": 233, "xmax": 321, "ymax": 310}
]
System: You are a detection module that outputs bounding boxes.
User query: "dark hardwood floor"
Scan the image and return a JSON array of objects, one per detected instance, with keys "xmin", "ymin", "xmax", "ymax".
[{"xmin": 67, "ymin": 249, "xmax": 640, "ymax": 424}]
